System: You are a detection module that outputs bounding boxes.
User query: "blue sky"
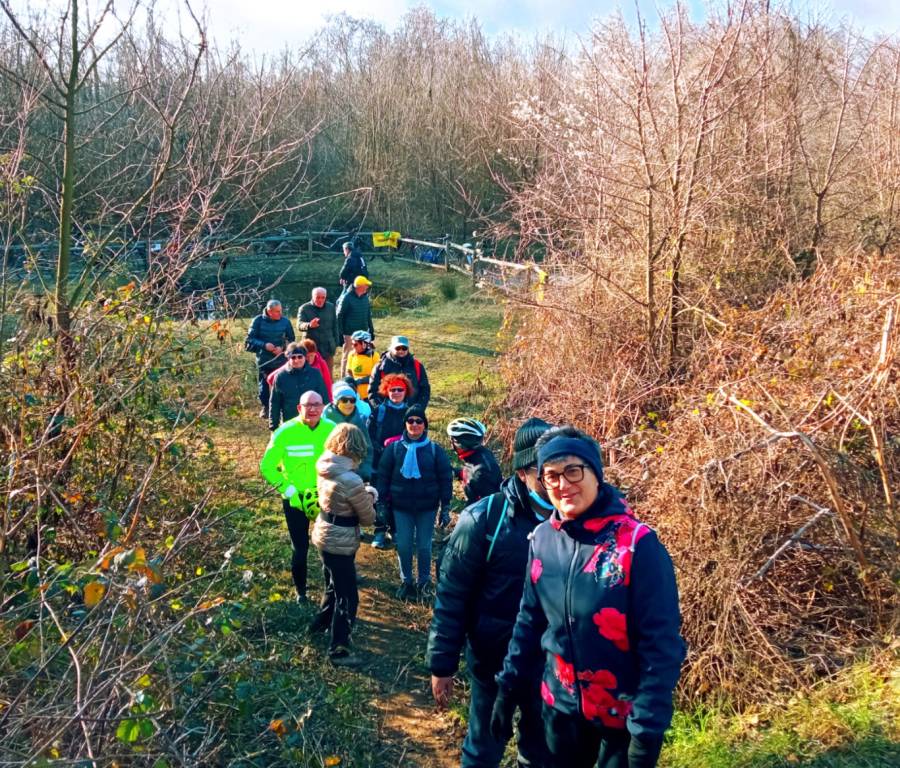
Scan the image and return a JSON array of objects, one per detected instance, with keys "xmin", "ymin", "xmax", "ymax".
[
  {"xmin": 12, "ymin": 2, "xmax": 900, "ymax": 56},
  {"xmin": 194, "ymin": 0, "xmax": 899, "ymax": 55}
]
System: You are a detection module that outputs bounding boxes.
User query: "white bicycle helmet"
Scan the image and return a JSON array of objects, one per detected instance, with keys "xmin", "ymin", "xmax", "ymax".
[{"xmin": 447, "ymin": 418, "xmax": 487, "ymax": 447}]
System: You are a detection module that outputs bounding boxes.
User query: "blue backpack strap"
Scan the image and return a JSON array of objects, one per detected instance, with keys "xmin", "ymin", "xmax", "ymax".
[{"xmin": 485, "ymin": 493, "xmax": 508, "ymax": 563}]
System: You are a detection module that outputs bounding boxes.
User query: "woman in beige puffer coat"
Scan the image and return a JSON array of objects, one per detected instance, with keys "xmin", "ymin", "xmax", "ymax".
[{"xmin": 311, "ymin": 423, "xmax": 376, "ymax": 664}]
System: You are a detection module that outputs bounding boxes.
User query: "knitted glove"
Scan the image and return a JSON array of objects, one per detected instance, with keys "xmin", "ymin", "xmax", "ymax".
[
  {"xmin": 489, "ymin": 687, "xmax": 515, "ymax": 744},
  {"xmin": 627, "ymin": 732, "xmax": 664, "ymax": 768}
]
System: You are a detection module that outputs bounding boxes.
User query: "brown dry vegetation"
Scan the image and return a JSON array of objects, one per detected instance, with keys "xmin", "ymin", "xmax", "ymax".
[{"xmin": 493, "ymin": 1, "xmax": 900, "ymax": 703}]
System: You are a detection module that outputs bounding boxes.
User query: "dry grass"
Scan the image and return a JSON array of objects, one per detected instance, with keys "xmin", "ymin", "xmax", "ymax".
[{"xmin": 498, "ymin": 252, "xmax": 899, "ymax": 706}]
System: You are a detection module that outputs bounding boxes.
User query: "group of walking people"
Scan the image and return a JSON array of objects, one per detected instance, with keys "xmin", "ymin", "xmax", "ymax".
[{"xmin": 252, "ymin": 243, "xmax": 685, "ymax": 767}]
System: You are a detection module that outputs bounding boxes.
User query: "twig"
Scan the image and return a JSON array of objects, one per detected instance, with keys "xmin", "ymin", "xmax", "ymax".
[
  {"xmin": 725, "ymin": 391, "xmax": 871, "ymax": 587},
  {"xmin": 746, "ymin": 496, "xmax": 834, "ymax": 582}
]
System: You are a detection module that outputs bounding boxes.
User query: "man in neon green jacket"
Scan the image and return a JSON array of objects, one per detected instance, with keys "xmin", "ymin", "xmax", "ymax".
[{"xmin": 260, "ymin": 390, "xmax": 335, "ymax": 601}]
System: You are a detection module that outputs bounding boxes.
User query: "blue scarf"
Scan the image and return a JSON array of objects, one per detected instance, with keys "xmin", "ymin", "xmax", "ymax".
[
  {"xmin": 385, "ymin": 400, "xmax": 407, "ymax": 410},
  {"xmin": 401, "ymin": 436, "xmax": 431, "ymax": 479}
]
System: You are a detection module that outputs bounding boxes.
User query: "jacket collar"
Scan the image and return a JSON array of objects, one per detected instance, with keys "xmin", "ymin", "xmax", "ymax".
[{"xmin": 549, "ymin": 484, "xmax": 626, "ymax": 534}]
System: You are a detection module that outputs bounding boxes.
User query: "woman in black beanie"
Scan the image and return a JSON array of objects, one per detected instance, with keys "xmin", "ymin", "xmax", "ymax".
[
  {"xmin": 375, "ymin": 405, "xmax": 453, "ymax": 600},
  {"xmin": 490, "ymin": 425, "xmax": 685, "ymax": 768}
]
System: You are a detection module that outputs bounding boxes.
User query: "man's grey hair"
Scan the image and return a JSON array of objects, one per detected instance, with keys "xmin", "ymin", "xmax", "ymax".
[
  {"xmin": 266, "ymin": 299, "xmax": 282, "ymax": 311},
  {"xmin": 312, "ymin": 286, "xmax": 327, "ymax": 297}
]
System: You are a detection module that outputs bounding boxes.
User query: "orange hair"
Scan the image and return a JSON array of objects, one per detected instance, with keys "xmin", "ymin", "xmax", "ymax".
[
  {"xmin": 379, "ymin": 372, "xmax": 412, "ymax": 397},
  {"xmin": 300, "ymin": 338, "xmax": 318, "ymax": 355}
]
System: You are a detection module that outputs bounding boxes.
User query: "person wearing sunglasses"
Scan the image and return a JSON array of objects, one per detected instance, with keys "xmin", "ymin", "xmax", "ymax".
[
  {"xmin": 268, "ymin": 342, "xmax": 330, "ymax": 431},
  {"xmin": 375, "ymin": 405, "xmax": 452, "ymax": 601},
  {"xmin": 367, "ymin": 373, "xmax": 414, "ymax": 549},
  {"xmin": 346, "ymin": 330, "xmax": 377, "ymax": 400},
  {"xmin": 491, "ymin": 426, "xmax": 685, "ymax": 768},
  {"xmin": 323, "ymin": 382, "xmax": 374, "ymax": 482},
  {"xmin": 368, "ymin": 335, "xmax": 431, "ymax": 410}
]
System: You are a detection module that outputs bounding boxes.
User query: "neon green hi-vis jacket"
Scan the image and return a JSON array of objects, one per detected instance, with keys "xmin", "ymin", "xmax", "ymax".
[{"xmin": 260, "ymin": 417, "xmax": 336, "ymax": 519}]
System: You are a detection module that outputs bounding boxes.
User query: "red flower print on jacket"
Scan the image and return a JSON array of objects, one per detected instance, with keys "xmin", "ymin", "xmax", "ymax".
[
  {"xmin": 578, "ymin": 668, "xmax": 633, "ymax": 729},
  {"xmin": 530, "ymin": 558, "xmax": 543, "ymax": 584},
  {"xmin": 541, "ymin": 680, "xmax": 555, "ymax": 706},
  {"xmin": 593, "ymin": 607, "xmax": 629, "ymax": 651},
  {"xmin": 612, "ymin": 522, "xmax": 649, "ymax": 586},
  {"xmin": 583, "ymin": 516, "xmax": 614, "ymax": 534},
  {"xmin": 554, "ymin": 654, "xmax": 575, "ymax": 692}
]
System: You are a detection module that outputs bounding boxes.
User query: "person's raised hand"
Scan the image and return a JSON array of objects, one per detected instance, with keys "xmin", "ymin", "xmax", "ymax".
[{"xmin": 310, "ymin": 317, "xmax": 320, "ymax": 328}]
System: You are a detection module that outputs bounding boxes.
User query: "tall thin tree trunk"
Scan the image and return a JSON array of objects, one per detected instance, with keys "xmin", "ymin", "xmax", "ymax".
[{"xmin": 56, "ymin": 0, "xmax": 80, "ymax": 354}]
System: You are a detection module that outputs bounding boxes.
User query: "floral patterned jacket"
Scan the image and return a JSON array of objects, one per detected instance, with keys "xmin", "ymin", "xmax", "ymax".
[{"xmin": 496, "ymin": 486, "xmax": 686, "ymax": 737}]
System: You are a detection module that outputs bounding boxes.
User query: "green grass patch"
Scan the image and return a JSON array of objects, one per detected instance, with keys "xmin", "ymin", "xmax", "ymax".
[{"xmin": 663, "ymin": 659, "xmax": 900, "ymax": 767}]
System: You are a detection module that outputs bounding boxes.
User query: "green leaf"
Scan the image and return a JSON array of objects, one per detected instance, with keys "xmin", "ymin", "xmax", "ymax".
[
  {"xmin": 10, "ymin": 560, "xmax": 29, "ymax": 572},
  {"xmin": 116, "ymin": 718, "xmax": 141, "ymax": 743}
]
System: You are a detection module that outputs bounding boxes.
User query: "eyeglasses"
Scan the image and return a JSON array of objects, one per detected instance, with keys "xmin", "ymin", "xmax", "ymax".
[
  {"xmin": 394, "ymin": 346, "xmax": 408, "ymax": 352},
  {"xmin": 540, "ymin": 463, "xmax": 588, "ymax": 489},
  {"xmin": 338, "ymin": 397, "xmax": 356, "ymax": 404},
  {"xmin": 288, "ymin": 353, "xmax": 305, "ymax": 359},
  {"xmin": 406, "ymin": 418, "xmax": 425, "ymax": 425},
  {"xmin": 301, "ymin": 402, "xmax": 323, "ymax": 409},
  {"xmin": 389, "ymin": 387, "xmax": 406, "ymax": 394}
]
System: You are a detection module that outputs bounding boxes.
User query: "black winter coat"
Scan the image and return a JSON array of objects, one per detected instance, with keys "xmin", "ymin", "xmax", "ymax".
[
  {"xmin": 497, "ymin": 487, "xmax": 685, "ymax": 738},
  {"xmin": 455, "ymin": 444, "xmax": 502, "ymax": 504},
  {"xmin": 427, "ymin": 476, "xmax": 546, "ymax": 680},
  {"xmin": 375, "ymin": 433, "xmax": 452, "ymax": 515},
  {"xmin": 339, "ymin": 252, "xmax": 369, "ymax": 285},
  {"xmin": 367, "ymin": 401, "xmax": 409, "ymax": 471},
  {"xmin": 269, "ymin": 365, "xmax": 329, "ymax": 430},
  {"xmin": 245, "ymin": 313, "xmax": 295, "ymax": 371},
  {"xmin": 368, "ymin": 352, "xmax": 431, "ymax": 408},
  {"xmin": 297, "ymin": 301, "xmax": 341, "ymax": 358},
  {"xmin": 336, "ymin": 291, "xmax": 374, "ymax": 337}
]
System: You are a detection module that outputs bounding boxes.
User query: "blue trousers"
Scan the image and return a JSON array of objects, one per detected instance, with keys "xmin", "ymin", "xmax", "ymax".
[
  {"xmin": 393, "ymin": 508, "xmax": 434, "ymax": 586},
  {"xmin": 462, "ymin": 654, "xmax": 546, "ymax": 767}
]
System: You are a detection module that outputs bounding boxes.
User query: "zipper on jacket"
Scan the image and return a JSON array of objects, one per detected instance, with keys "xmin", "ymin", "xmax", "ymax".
[{"xmin": 562, "ymin": 530, "xmax": 583, "ymax": 719}]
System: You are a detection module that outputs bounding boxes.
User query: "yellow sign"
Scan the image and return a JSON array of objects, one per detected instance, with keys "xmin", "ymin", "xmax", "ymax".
[{"xmin": 372, "ymin": 231, "xmax": 401, "ymax": 248}]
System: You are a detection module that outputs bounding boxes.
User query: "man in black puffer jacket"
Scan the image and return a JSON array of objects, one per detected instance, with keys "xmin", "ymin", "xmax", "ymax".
[
  {"xmin": 426, "ymin": 418, "xmax": 555, "ymax": 768},
  {"xmin": 368, "ymin": 335, "xmax": 431, "ymax": 409},
  {"xmin": 268, "ymin": 343, "xmax": 330, "ymax": 430},
  {"xmin": 338, "ymin": 240, "xmax": 369, "ymax": 289},
  {"xmin": 245, "ymin": 299, "xmax": 295, "ymax": 418}
]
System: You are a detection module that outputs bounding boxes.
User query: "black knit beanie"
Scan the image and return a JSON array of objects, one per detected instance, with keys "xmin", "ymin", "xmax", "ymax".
[
  {"xmin": 512, "ymin": 417, "xmax": 553, "ymax": 470},
  {"xmin": 404, "ymin": 404, "xmax": 428, "ymax": 429}
]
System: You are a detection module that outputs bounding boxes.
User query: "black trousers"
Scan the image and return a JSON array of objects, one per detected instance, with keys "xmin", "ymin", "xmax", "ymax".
[
  {"xmin": 316, "ymin": 550, "xmax": 359, "ymax": 651},
  {"xmin": 542, "ymin": 707, "xmax": 662, "ymax": 768},
  {"xmin": 283, "ymin": 500, "xmax": 310, "ymax": 598},
  {"xmin": 462, "ymin": 652, "xmax": 546, "ymax": 767}
]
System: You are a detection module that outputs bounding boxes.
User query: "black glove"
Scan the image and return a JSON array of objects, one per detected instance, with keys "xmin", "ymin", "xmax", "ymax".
[
  {"xmin": 438, "ymin": 505, "xmax": 451, "ymax": 528},
  {"xmin": 627, "ymin": 732, "xmax": 664, "ymax": 768},
  {"xmin": 489, "ymin": 687, "xmax": 515, "ymax": 744}
]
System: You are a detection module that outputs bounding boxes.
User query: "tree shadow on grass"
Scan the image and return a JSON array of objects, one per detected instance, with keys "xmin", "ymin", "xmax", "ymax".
[{"xmin": 430, "ymin": 340, "xmax": 498, "ymax": 357}]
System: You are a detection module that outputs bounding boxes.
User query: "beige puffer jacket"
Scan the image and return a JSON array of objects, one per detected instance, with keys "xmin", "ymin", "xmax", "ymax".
[{"xmin": 312, "ymin": 451, "xmax": 376, "ymax": 556}]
